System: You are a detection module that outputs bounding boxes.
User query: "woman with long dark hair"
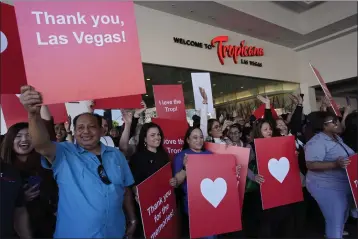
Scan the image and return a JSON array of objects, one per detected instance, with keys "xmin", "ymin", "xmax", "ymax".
[
  {"xmin": 129, "ymin": 122, "xmax": 173, "ymax": 238},
  {"xmin": 0, "ymin": 121, "xmax": 58, "ymax": 238}
]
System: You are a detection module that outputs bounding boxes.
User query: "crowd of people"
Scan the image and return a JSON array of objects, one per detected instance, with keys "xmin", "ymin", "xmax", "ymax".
[{"xmin": 0, "ymin": 85, "xmax": 357, "ymax": 239}]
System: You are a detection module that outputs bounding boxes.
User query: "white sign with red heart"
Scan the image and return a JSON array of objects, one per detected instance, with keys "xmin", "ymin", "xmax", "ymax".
[
  {"xmin": 268, "ymin": 157, "xmax": 290, "ymax": 183},
  {"xmin": 200, "ymin": 178, "xmax": 227, "ymax": 208}
]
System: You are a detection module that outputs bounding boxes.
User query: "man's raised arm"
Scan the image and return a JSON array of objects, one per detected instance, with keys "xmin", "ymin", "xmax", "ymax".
[{"xmin": 20, "ymin": 86, "xmax": 56, "ymax": 163}]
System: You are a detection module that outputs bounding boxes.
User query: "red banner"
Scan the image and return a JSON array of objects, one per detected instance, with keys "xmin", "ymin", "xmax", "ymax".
[
  {"xmin": 151, "ymin": 118, "xmax": 187, "ymax": 159},
  {"xmin": 14, "ymin": 0, "xmax": 145, "ymax": 104},
  {"xmin": 153, "ymin": 85, "xmax": 186, "ymax": 121},
  {"xmin": 205, "ymin": 142, "xmax": 250, "ymax": 208},
  {"xmin": 346, "ymin": 154, "xmax": 358, "ymax": 208},
  {"xmin": 1, "ymin": 94, "xmax": 68, "ymax": 127},
  {"xmin": 0, "ymin": 2, "xmax": 27, "ymax": 94},
  {"xmin": 136, "ymin": 163, "xmax": 178, "ymax": 239},
  {"xmin": 187, "ymin": 154, "xmax": 242, "ymax": 238},
  {"xmin": 93, "ymin": 95, "xmax": 142, "ymax": 109},
  {"xmin": 255, "ymin": 136, "xmax": 303, "ymax": 209},
  {"xmin": 253, "ymin": 104, "xmax": 278, "ymax": 120},
  {"xmin": 309, "ymin": 63, "xmax": 342, "ymax": 117},
  {"xmin": 1, "ymin": 94, "xmax": 28, "ymax": 128},
  {"xmin": 47, "ymin": 104, "xmax": 68, "ymax": 124}
]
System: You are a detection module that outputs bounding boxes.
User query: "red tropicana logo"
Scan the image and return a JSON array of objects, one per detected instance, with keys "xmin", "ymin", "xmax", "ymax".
[{"xmin": 211, "ymin": 36, "xmax": 264, "ymax": 65}]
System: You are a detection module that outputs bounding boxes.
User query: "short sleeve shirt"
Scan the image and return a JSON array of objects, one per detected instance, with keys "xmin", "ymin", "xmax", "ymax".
[
  {"xmin": 304, "ymin": 132, "xmax": 355, "ymax": 188},
  {"xmin": 41, "ymin": 142, "xmax": 134, "ymax": 238}
]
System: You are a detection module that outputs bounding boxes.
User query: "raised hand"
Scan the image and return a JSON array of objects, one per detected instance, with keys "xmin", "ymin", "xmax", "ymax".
[
  {"xmin": 134, "ymin": 101, "xmax": 147, "ymax": 118},
  {"xmin": 121, "ymin": 110, "xmax": 133, "ymax": 125},
  {"xmin": 199, "ymin": 87, "xmax": 208, "ymax": 104},
  {"xmin": 64, "ymin": 115, "xmax": 72, "ymax": 132},
  {"xmin": 20, "ymin": 85, "xmax": 42, "ymax": 114}
]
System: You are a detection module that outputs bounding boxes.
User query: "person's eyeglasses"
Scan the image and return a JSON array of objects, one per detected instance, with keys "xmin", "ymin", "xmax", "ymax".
[
  {"xmin": 97, "ymin": 165, "xmax": 111, "ymax": 185},
  {"xmin": 324, "ymin": 119, "xmax": 338, "ymax": 125}
]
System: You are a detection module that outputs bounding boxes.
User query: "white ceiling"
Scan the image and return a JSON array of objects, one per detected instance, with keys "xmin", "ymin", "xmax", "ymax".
[{"xmin": 135, "ymin": 1, "xmax": 357, "ymax": 50}]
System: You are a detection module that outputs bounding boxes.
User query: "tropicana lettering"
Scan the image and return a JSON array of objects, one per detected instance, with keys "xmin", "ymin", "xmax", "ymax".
[{"xmin": 211, "ymin": 36, "xmax": 264, "ymax": 65}]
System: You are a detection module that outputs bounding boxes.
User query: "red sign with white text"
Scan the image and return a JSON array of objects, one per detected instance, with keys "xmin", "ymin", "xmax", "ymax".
[
  {"xmin": 14, "ymin": 1, "xmax": 145, "ymax": 104},
  {"xmin": 1, "ymin": 94, "xmax": 28, "ymax": 128},
  {"xmin": 0, "ymin": 2, "xmax": 27, "ymax": 94},
  {"xmin": 93, "ymin": 95, "xmax": 142, "ymax": 109},
  {"xmin": 137, "ymin": 163, "xmax": 178, "ymax": 239},
  {"xmin": 255, "ymin": 136, "xmax": 303, "ymax": 209},
  {"xmin": 153, "ymin": 85, "xmax": 186, "ymax": 121},
  {"xmin": 211, "ymin": 36, "xmax": 264, "ymax": 65},
  {"xmin": 309, "ymin": 63, "xmax": 342, "ymax": 117},
  {"xmin": 205, "ymin": 142, "xmax": 250, "ymax": 208},
  {"xmin": 151, "ymin": 118, "xmax": 188, "ymax": 160},
  {"xmin": 187, "ymin": 154, "xmax": 242, "ymax": 238},
  {"xmin": 346, "ymin": 154, "xmax": 358, "ymax": 208}
]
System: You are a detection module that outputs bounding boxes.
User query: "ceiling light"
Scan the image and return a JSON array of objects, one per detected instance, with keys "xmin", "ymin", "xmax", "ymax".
[
  {"xmin": 145, "ymin": 94, "xmax": 148, "ymax": 97},
  {"xmin": 241, "ymin": 86, "xmax": 244, "ymax": 89},
  {"xmin": 146, "ymin": 78, "xmax": 150, "ymax": 81},
  {"xmin": 177, "ymin": 80, "xmax": 182, "ymax": 83},
  {"xmin": 220, "ymin": 92, "xmax": 223, "ymax": 94}
]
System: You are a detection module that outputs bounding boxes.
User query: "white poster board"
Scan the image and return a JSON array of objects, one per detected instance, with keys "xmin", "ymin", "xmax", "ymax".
[{"xmin": 191, "ymin": 73, "xmax": 214, "ymax": 115}]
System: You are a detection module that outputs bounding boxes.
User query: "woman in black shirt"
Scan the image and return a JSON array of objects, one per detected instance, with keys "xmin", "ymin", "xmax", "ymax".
[{"xmin": 129, "ymin": 122, "xmax": 171, "ymax": 238}]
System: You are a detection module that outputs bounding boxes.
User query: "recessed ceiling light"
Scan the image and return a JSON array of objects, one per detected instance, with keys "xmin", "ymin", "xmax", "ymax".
[
  {"xmin": 241, "ymin": 86, "xmax": 244, "ymax": 89},
  {"xmin": 146, "ymin": 78, "xmax": 151, "ymax": 81}
]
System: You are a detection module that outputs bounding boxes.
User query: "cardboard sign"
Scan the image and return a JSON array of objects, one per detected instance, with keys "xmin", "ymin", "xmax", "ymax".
[
  {"xmin": 255, "ymin": 136, "xmax": 303, "ymax": 209},
  {"xmin": 309, "ymin": 63, "xmax": 342, "ymax": 117},
  {"xmin": 151, "ymin": 118, "xmax": 188, "ymax": 159},
  {"xmin": 1, "ymin": 94, "xmax": 28, "ymax": 128},
  {"xmin": 153, "ymin": 85, "xmax": 186, "ymax": 120},
  {"xmin": 0, "ymin": 2, "xmax": 27, "ymax": 94},
  {"xmin": 14, "ymin": 1, "xmax": 145, "ymax": 104},
  {"xmin": 253, "ymin": 104, "xmax": 278, "ymax": 120},
  {"xmin": 93, "ymin": 95, "xmax": 142, "ymax": 110},
  {"xmin": 205, "ymin": 142, "xmax": 250, "ymax": 208},
  {"xmin": 191, "ymin": 73, "xmax": 214, "ymax": 115},
  {"xmin": 187, "ymin": 154, "xmax": 242, "ymax": 238},
  {"xmin": 346, "ymin": 154, "xmax": 358, "ymax": 208},
  {"xmin": 47, "ymin": 103, "xmax": 68, "ymax": 124},
  {"xmin": 137, "ymin": 163, "xmax": 178, "ymax": 239}
]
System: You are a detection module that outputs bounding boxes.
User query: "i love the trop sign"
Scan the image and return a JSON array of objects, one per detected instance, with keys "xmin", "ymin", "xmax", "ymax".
[{"xmin": 14, "ymin": 0, "xmax": 145, "ymax": 104}]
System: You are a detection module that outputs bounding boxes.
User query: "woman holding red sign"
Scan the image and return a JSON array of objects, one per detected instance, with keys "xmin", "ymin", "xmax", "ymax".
[
  {"xmin": 173, "ymin": 127, "xmax": 215, "ymax": 239},
  {"xmin": 305, "ymin": 111, "xmax": 355, "ymax": 239},
  {"xmin": 129, "ymin": 122, "xmax": 171, "ymax": 238}
]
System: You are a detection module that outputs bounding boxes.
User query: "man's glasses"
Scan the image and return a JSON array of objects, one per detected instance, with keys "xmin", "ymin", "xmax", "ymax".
[
  {"xmin": 324, "ymin": 119, "xmax": 338, "ymax": 125},
  {"xmin": 97, "ymin": 165, "xmax": 111, "ymax": 185}
]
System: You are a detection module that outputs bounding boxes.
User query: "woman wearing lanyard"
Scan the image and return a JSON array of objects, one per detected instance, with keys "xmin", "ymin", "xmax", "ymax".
[{"xmin": 305, "ymin": 111, "xmax": 355, "ymax": 239}]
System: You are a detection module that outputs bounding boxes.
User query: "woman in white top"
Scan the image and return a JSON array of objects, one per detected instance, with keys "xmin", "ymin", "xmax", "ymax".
[{"xmin": 198, "ymin": 88, "xmax": 231, "ymax": 144}]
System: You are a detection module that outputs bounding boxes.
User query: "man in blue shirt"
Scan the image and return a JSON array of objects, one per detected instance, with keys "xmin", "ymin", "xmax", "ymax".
[{"xmin": 20, "ymin": 85, "xmax": 137, "ymax": 238}]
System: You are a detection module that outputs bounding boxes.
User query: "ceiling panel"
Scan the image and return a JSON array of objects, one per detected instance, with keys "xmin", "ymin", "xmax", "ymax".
[{"xmin": 273, "ymin": 1, "xmax": 325, "ymax": 13}]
